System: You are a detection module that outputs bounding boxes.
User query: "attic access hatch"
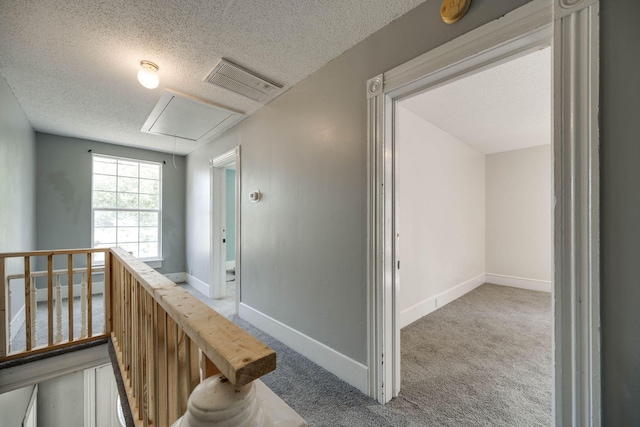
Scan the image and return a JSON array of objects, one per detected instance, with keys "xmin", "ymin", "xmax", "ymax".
[{"xmin": 141, "ymin": 90, "xmax": 243, "ymax": 143}]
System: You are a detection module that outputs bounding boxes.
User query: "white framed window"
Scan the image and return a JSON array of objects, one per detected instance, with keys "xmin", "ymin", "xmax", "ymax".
[{"xmin": 91, "ymin": 154, "xmax": 162, "ymax": 264}]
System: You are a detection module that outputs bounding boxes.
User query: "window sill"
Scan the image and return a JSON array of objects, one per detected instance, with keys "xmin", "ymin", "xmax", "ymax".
[{"xmin": 144, "ymin": 259, "xmax": 163, "ymax": 269}]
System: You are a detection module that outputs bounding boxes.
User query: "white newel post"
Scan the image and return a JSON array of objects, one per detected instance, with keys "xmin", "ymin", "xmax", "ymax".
[
  {"xmin": 172, "ymin": 374, "xmax": 307, "ymax": 427},
  {"xmin": 172, "ymin": 375, "xmax": 265, "ymax": 427}
]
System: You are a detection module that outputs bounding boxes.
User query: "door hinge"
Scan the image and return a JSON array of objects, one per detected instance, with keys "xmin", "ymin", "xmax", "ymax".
[{"xmin": 397, "ymin": 260, "xmax": 400, "ymax": 269}]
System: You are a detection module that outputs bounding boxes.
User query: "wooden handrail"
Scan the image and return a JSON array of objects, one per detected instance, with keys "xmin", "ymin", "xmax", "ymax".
[
  {"xmin": 0, "ymin": 248, "xmax": 109, "ymax": 258},
  {"xmin": 110, "ymin": 247, "xmax": 276, "ymax": 386},
  {"xmin": 109, "ymin": 247, "xmax": 276, "ymax": 426},
  {"xmin": 1, "ymin": 247, "xmax": 282, "ymax": 426}
]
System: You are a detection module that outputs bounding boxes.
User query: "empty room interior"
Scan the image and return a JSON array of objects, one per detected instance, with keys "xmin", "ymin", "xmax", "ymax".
[{"xmin": 392, "ymin": 47, "xmax": 553, "ymax": 424}]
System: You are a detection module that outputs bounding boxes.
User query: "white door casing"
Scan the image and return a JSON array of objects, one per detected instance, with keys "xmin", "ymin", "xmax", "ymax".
[
  {"xmin": 366, "ymin": 0, "xmax": 600, "ymax": 425},
  {"xmin": 210, "ymin": 147, "xmax": 241, "ymax": 314},
  {"xmin": 23, "ymin": 384, "xmax": 37, "ymax": 427},
  {"xmin": 84, "ymin": 364, "xmax": 119, "ymax": 427}
]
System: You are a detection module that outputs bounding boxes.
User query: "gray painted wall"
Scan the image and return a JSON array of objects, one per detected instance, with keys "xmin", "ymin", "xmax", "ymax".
[
  {"xmin": 36, "ymin": 133, "xmax": 186, "ymax": 275},
  {"xmin": 226, "ymin": 168, "xmax": 235, "ymax": 262},
  {"xmin": 186, "ymin": 0, "xmax": 530, "ymax": 364},
  {"xmin": 0, "ymin": 75, "xmax": 36, "ymax": 323},
  {"xmin": 601, "ymin": 0, "xmax": 640, "ymax": 424},
  {"xmin": 37, "ymin": 370, "xmax": 83, "ymax": 427}
]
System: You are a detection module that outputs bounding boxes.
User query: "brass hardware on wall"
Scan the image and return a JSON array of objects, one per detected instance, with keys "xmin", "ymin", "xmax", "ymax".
[{"xmin": 440, "ymin": 0, "xmax": 471, "ymax": 24}]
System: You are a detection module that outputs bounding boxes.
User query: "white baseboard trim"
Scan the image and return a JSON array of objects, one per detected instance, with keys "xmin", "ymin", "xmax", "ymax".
[
  {"xmin": 400, "ymin": 273, "xmax": 485, "ymax": 328},
  {"xmin": 225, "ymin": 261, "xmax": 236, "ymax": 271},
  {"xmin": 36, "ymin": 282, "xmax": 105, "ymax": 302},
  {"xmin": 400, "ymin": 297, "xmax": 436, "ymax": 329},
  {"xmin": 186, "ymin": 273, "xmax": 209, "ymax": 296},
  {"xmin": 436, "ymin": 273, "xmax": 486, "ymax": 308},
  {"xmin": 485, "ymin": 273, "xmax": 551, "ymax": 293},
  {"xmin": 10, "ymin": 304, "xmax": 25, "ymax": 342},
  {"xmin": 164, "ymin": 272, "xmax": 187, "ymax": 283},
  {"xmin": 239, "ymin": 303, "xmax": 368, "ymax": 394}
]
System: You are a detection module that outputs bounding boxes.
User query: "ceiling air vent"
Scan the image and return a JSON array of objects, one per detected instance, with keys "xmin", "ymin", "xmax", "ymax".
[{"xmin": 205, "ymin": 59, "xmax": 283, "ymax": 102}]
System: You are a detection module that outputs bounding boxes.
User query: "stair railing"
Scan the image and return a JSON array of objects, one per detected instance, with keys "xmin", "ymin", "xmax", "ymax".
[
  {"xmin": 0, "ymin": 248, "xmax": 109, "ymax": 360},
  {"xmin": 1, "ymin": 247, "xmax": 305, "ymax": 427}
]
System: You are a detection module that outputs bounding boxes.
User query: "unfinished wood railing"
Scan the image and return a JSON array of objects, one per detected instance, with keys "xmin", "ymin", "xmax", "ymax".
[
  {"xmin": 0, "ymin": 248, "xmax": 110, "ymax": 360},
  {"xmin": 1, "ymin": 247, "xmax": 303, "ymax": 427},
  {"xmin": 108, "ymin": 247, "xmax": 277, "ymax": 426}
]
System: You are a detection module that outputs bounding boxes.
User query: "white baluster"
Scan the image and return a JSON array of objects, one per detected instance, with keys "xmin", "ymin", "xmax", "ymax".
[
  {"xmin": 30, "ymin": 277, "xmax": 36, "ymax": 349},
  {"xmin": 55, "ymin": 275, "xmax": 62, "ymax": 343},
  {"xmin": 80, "ymin": 272, "xmax": 87, "ymax": 338}
]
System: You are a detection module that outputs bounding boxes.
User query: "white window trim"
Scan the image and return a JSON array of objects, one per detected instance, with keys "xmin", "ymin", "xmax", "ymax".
[{"xmin": 91, "ymin": 153, "xmax": 163, "ymax": 264}]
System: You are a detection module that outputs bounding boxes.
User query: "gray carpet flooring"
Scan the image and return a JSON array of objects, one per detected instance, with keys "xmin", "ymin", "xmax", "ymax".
[
  {"xmin": 177, "ymin": 281, "xmax": 420, "ymax": 426},
  {"xmin": 9, "ymin": 280, "xmax": 551, "ymax": 426},
  {"xmin": 389, "ymin": 284, "xmax": 552, "ymax": 426},
  {"xmin": 182, "ymin": 282, "xmax": 552, "ymax": 426}
]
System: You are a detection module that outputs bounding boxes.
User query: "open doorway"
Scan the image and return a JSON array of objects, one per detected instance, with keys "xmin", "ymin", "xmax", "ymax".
[
  {"xmin": 366, "ymin": 1, "xmax": 600, "ymax": 424},
  {"xmin": 224, "ymin": 166, "xmax": 237, "ymax": 280},
  {"xmin": 210, "ymin": 147, "xmax": 241, "ymax": 316},
  {"xmin": 391, "ymin": 47, "xmax": 552, "ymax": 424}
]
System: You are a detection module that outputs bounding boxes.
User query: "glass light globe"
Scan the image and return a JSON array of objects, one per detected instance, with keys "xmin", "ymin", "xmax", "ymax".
[{"xmin": 137, "ymin": 61, "xmax": 159, "ymax": 89}]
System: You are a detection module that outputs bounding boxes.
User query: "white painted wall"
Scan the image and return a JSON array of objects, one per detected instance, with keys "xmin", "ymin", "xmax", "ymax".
[
  {"xmin": 485, "ymin": 145, "xmax": 551, "ymax": 281},
  {"xmin": 397, "ymin": 106, "xmax": 551, "ymax": 327},
  {"xmin": 0, "ymin": 384, "xmax": 35, "ymax": 427},
  {"xmin": 397, "ymin": 106, "xmax": 486, "ymax": 327}
]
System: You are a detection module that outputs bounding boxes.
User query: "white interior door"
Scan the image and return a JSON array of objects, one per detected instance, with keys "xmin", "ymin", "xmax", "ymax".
[{"xmin": 84, "ymin": 364, "xmax": 119, "ymax": 427}]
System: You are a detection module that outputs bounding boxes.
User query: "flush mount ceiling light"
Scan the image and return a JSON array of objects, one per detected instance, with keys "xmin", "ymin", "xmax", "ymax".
[{"xmin": 137, "ymin": 60, "xmax": 159, "ymax": 89}]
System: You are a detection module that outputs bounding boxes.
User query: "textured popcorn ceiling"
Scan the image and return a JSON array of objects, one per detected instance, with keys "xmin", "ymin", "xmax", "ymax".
[
  {"xmin": 0, "ymin": 0, "xmax": 425, "ymax": 155},
  {"xmin": 401, "ymin": 47, "xmax": 551, "ymax": 154}
]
